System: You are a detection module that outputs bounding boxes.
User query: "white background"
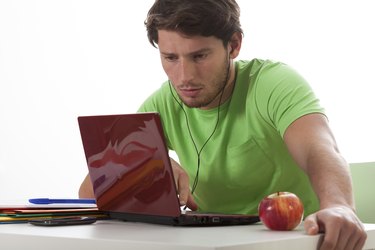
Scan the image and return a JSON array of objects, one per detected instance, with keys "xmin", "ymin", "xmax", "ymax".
[{"xmin": 0, "ymin": 0, "xmax": 374, "ymax": 200}]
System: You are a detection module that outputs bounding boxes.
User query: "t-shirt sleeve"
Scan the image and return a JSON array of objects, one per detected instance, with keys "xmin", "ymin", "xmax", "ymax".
[
  {"xmin": 136, "ymin": 81, "xmax": 175, "ymax": 150},
  {"xmin": 137, "ymin": 83, "xmax": 168, "ymax": 113},
  {"xmin": 254, "ymin": 62, "xmax": 325, "ymax": 137}
]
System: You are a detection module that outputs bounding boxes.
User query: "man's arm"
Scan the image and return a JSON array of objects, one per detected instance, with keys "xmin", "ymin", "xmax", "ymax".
[
  {"xmin": 78, "ymin": 174, "xmax": 95, "ymax": 198},
  {"xmin": 77, "ymin": 159, "xmax": 198, "ymax": 210},
  {"xmin": 284, "ymin": 113, "xmax": 366, "ymax": 250},
  {"xmin": 170, "ymin": 157, "xmax": 198, "ymax": 210}
]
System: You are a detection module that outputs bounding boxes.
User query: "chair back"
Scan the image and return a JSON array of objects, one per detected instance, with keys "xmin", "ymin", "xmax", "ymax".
[{"xmin": 350, "ymin": 162, "xmax": 375, "ymax": 223}]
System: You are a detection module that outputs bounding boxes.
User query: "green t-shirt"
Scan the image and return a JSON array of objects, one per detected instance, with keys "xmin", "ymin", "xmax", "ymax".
[{"xmin": 138, "ymin": 59, "xmax": 324, "ymax": 216}]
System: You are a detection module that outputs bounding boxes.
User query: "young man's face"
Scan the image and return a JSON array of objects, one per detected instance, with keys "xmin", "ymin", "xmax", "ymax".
[{"xmin": 157, "ymin": 30, "xmax": 232, "ymax": 109}]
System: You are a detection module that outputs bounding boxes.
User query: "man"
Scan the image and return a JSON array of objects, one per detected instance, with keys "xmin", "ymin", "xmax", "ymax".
[{"xmin": 79, "ymin": 0, "xmax": 366, "ymax": 249}]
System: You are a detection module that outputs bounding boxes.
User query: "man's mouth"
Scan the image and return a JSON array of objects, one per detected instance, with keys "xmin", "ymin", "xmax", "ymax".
[{"xmin": 179, "ymin": 86, "xmax": 202, "ymax": 98}]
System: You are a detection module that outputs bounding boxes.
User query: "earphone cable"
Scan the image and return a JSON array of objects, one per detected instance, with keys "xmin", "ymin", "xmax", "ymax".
[{"xmin": 168, "ymin": 54, "xmax": 233, "ymax": 200}]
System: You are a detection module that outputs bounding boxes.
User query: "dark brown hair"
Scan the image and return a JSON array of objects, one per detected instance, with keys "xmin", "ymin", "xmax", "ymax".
[{"xmin": 145, "ymin": 0, "xmax": 243, "ymax": 48}]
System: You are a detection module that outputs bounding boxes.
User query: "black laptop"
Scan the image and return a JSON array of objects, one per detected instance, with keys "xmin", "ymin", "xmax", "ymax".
[{"xmin": 78, "ymin": 112, "xmax": 259, "ymax": 226}]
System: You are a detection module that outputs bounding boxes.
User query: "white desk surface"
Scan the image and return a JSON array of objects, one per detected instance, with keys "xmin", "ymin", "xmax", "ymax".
[{"xmin": 1, "ymin": 220, "xmax": 375, "ymax": 250}]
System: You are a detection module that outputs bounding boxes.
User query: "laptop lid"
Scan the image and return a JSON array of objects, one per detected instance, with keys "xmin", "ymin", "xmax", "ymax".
[{"xmin": 78, "ymin": 112, "xmax": 259, "ymax": 226}]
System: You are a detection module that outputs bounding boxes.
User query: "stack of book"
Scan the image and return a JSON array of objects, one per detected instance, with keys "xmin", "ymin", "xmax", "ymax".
[{"xmin": 0, "ymin": 198, "xmax": 108, "ymax": 224}]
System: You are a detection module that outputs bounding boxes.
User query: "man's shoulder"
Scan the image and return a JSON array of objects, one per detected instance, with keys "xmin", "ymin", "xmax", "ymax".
[
  {"xmin": 138, "ymin": 81, "xmax": 170, "ymax": 112},
  {"xmin": 236, "ymin": 58, "xmax": 288, "ymax": 72},
  {"xmin": 236, "ymin": 58, "xmax": 303, "ymax": 88},
  {"xmin": 145, "ymin": 81, "xmax": 171, "ymax": 100}
]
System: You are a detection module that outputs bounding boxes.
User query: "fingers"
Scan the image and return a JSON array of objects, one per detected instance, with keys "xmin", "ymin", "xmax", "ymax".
[
  {"xmin": 170, "ymin": 158, "xmax": 188, "ymax": 205},
  {"xmin": 186, "ymin": 192, "xmax": 198, "ymax": 211},
  {"xmin": 170, "ymin": 158, "xmax": 198, "ymax": 210},
  {"xmin": 343, "ymin": 226, "xmax": 367, "ymax": 250},
  {"xmin": 318, "ymin": 219, "xmax": 340, "ymax": 250},
  {"xmin": 177, "ymin": 170, "xmax": 190, "ymax": 206},
  {"xmin": 176, "ymin": 172, "xmax": 198, "ymax": 210},
  {"xmin": 304, "ymin": 213, "xmax": 320, "ymax": 235},
  {"xmin": 320, "ymin": 216, "xmax": 366, "ymax": 250},
  {"xmin": 353, "ymin": 230, "xmax": 367, "ymax": 250},
  {"xmin": 319, "ymin": 223, "xmax": 365, "ymax": 250},
  {"xmin": 305, "ymin": 207, "xmax": 367, "ymax": 250}
]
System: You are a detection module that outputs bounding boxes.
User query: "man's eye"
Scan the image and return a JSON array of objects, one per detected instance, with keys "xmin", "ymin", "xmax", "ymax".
[
  {"xmin": 165, "ymin": 56, "xmax": 178, "ymax": 62},
  {"xmin": 194, "ymin": 54, "xmax": 207, "ymax": 61}
]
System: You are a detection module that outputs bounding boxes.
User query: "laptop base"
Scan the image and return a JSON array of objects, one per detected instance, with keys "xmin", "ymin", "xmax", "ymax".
[{"xmin": 109, "ymin": 211, "xmax": 259, "ymax": 226}]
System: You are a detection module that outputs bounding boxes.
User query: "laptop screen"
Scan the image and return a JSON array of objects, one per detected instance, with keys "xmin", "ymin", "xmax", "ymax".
[{"xmin": 78, "ymin": 113, "xmax": 181, "ymax": 217}]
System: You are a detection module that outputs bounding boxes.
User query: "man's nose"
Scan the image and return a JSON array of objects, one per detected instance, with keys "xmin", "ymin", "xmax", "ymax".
[{"xmin": 178, "ymin": 59, "xmax": 195, "ymax": 85}]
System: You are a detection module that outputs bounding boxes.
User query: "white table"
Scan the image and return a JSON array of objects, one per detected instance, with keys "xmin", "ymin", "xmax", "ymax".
[{"xmin": 1, "ymin": 220, "xmax": 375, "ymax": 250}]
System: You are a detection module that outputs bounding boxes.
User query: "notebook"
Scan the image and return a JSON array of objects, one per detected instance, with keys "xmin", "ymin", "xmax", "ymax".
[{"xmin": 78, "ymin": 112, "xmax": 259, "ymax": 226}]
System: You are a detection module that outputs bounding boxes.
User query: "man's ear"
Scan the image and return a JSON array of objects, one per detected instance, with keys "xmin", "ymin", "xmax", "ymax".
[{"xmin": 228, "ymin": 32, "xmax": 242, "ymax": 59}]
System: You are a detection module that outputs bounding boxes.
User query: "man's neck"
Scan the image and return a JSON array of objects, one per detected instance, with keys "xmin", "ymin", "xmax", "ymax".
[{"xmin": 200, "ymin": 60, "xmax": 236, "ymax": 110}]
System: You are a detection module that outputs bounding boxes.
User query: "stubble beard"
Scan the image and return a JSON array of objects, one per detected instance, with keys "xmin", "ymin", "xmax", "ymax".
[{"xmin": 177, "ymin": 57, "xmax": 230, "ymax": 109}]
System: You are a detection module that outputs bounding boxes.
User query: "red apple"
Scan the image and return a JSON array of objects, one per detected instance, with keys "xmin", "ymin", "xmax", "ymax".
[{"xmin": 258, "ymin": 191, "xmax": 304, "ymax": 231}]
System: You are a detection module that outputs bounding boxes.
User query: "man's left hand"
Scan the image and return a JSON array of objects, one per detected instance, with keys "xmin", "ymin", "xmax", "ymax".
[{"xmin": 304, "ymin": 206, "xmax": 367, "ymax": 250}]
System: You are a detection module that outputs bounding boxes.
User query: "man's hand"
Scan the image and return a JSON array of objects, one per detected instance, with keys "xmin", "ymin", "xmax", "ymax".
[
  {"xmin": 79, "ymin": 174, "xmax": 95, "ymax": 198},
  {"xmin": 170, "ymin": 158, "xmax": 198, "ymax": 211},
  {"xmin": 304, "ymin": 206, "xmax": 367, "ymax": 250}
]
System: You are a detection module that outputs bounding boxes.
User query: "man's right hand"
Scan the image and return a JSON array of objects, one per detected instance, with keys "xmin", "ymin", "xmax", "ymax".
[
  {"xmin": 79, "ymin": 174, "xmax": 95, "ymax": 198},
  {"xmin": 170, "ymin": 158, "xmax": 198, "ymax": 211}
]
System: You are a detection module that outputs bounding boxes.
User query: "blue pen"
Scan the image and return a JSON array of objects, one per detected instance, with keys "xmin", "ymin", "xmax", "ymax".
[{"xmin": 29, "ymin": 198, "xmax": 96, "ymax": 204}]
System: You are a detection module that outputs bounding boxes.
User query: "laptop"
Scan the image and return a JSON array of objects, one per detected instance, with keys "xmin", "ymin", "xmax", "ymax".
[{"xmin": 78, "ymin": 112, "xmax": 259, "ymax": 226}]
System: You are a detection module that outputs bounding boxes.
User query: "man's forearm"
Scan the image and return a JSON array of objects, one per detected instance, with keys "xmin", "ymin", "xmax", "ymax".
[
  {"xmin": 283, "ymin": 113, "xmax": 356, "ymax": 211},
  {"xmin": 305, "ymin": 147, "xmax": 355, "ymax": 211}
]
